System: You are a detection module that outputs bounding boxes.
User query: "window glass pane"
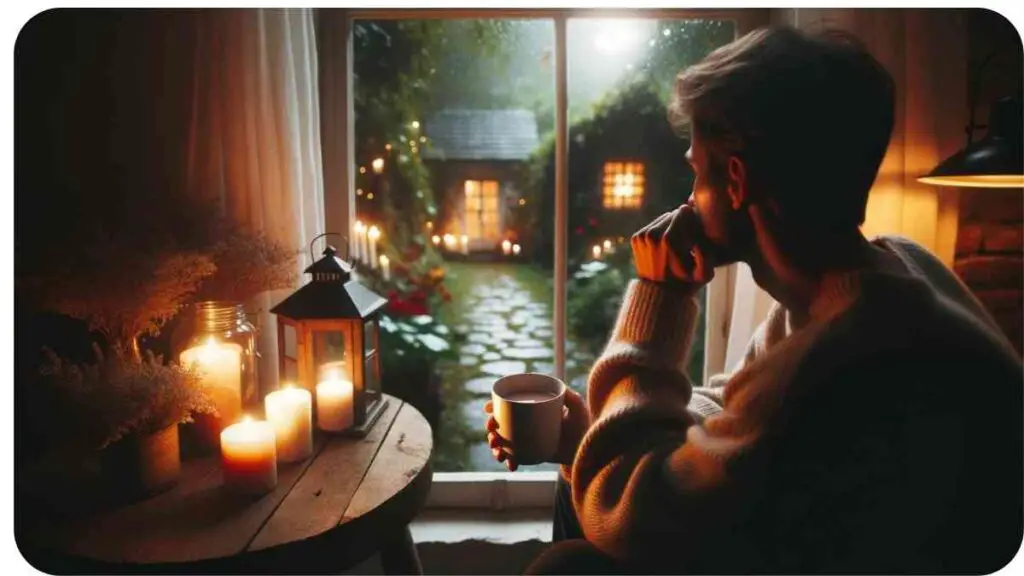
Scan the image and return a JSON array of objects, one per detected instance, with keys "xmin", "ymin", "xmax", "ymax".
[
  {"xmin": 355, "ymin": 18, "xmax": 556, "ymax": 472},
  {"xmin": 364, "ymin": 320, "xmax": 378, "ymax": 356},
  {"xmin": 313, "ymin": 329, "xmax": 350, "ymax": 382},
  {"xmin": 565, "ymin": 18, "xmax": 735, "ymax": 390}
]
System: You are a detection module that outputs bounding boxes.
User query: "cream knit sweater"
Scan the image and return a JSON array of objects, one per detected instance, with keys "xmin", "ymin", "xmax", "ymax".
[{"xmin": 569, "ymin": 236, "xmax": 1023, "ymax": 573}]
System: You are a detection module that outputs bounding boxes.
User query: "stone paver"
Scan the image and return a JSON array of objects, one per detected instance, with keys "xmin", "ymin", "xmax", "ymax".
[
  {"xmin": 465, "ymin": 376, "xmax": 496, "ymax": 395},
  {"xmin": 482, "ymin": 351, "xmax": 502, "ymax": 362},
  {"xmin": 503, "ymin": 347, "xmax": 553, "ymax": 360},
  {"xmin": 480, "ymin": 360, "xmax": 528, "ymax": 377}
]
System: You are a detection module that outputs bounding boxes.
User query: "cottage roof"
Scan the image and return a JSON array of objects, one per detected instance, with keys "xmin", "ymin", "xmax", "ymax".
[{"xmin": 422, "ymin": 109, "xmax": 540, "ymax": 161}]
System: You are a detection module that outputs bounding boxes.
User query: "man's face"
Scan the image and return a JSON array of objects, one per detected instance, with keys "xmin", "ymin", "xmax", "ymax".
[{"xmin": 685, "ymin": 132, "xmax": 749, "ymax": 266}]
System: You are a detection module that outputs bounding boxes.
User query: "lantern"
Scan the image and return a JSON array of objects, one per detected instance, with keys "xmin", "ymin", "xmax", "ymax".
[{"xmin": 271, "ymin": 237, "xmax": 389, "ymax": 436}]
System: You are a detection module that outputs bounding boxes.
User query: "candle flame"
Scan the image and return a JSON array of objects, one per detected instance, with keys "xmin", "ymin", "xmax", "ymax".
[
  {"xmin": 379, "ymin": 254, "xmax": 390, "ymax": 266},
  {"xmin": 242, "ymin": 415, "xmax": 253, "ymax": 424},
  {"xmin": 354, "ymin": 220, "xmax": 365, "ymax": 233},
  {"xmin": 368, "ymin": 226, "xmax": 381, "ymax": 240}
]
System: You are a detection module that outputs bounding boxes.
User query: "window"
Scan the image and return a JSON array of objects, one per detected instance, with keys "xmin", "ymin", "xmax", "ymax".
[
  {"xmin": 464, "ymin": 180, "xmax": 501, "ymax": 243},
  {"xmin": 602, "ymin": 161, "xmax": 644, "ymax": 209},
  {"xmin": 325, "ymin": 9, "xmax": 763, "ymax": 509}
]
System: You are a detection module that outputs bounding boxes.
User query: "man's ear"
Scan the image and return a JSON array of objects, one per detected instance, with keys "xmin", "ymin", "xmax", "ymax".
[{"xmin": 726, "ymin": 156, "xmax": 748, "ymax": 210}]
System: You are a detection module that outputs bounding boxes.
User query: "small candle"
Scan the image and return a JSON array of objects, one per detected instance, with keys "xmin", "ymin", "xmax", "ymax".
[
  {"xmin": 180, "ymin": 338, "xmax": 243, "ymax": 428},
  {"xmin": 460, "ymin": 234, "xmax": 469, "ymax": 255},
  {"xmin": 431, "ymin": 234, "xmax": 441, "ymax": 246},
  {"xmin": 379, "ymin": 254, "xmax": 391, "ymax": 281},
  {"xmin": 603, "ymin": 239, "xmax": 613, "ymax": 253},
  {"xmin": 501, "ymin": 240, "xmax": 512, "ymax": 256},
  {"xmin": 316, "ymin": 370, "xmax": 354, "ymax": 432},
  {"xmin": 443, "ymin": 234, "xmax": 456, "ymax": 251},
  {"xmin": 368, "ymin": 226, "xmax": 381, "ymax": 268},
  {"xmin": 353, "ymin": 220, "xmax": 366, "ymax": 263},
  {"xmin": 371, "ymin": 157, "xmax": 385, "ymax": 174},
  {"xmin": 221, "ymin": 417, "xmax": 278, "ymax": 494},
  {"xmin": 264, "ymin": 386, "xmax": 313, "ymax": 463},
  {"xmin": 592, "ymin": 244, "xmax": 602, "ymax": 259},
  {"xmin": 513, "ymin": 243, "xmax": 522, "ymax": 256}
]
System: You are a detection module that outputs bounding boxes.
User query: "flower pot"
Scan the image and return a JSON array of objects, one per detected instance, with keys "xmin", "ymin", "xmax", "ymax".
[{"xmin": 102, "ymin": 424, "xmax": 181, "ymax": 499}]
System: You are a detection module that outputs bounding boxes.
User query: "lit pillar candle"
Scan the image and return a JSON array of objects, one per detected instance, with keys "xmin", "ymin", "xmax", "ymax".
[
  {"xmin": 431, "ymin": 234, "xmax": 441, "ymax": 247},
  {"xmin": 443, "ymin": 234, "xmax": 456, "ymax": 251},
  {"xmin": 513, "ymin": 243, "xmax": 522, "ymax": 256},
  {"xmin": 603, "ymin": 239, "xmax": 614, "ymax": 254},
  {"xmin": 353, "ymin": 221, "xmax": 366, "ymax": 263},
  {"xmin": 460, "ymin": 234, "xmax": 469, "ymax": 255},
  {"xmin": 367, "ymin": 226, "xmax": 381, "ymax": 268},
  {"xmin": 316, "ymin": 370, "xmax": 354, "ymax": 432},
  {"xmin": 592, "ymin": 244, "xmax": 602, "ymax": 259},
  {"xmin": 180, "ymin": 338, "xmax": 243, "ymax": 427},
  {"xmin": 379, "ymin": 254, "xmax": 391, "ymax": 281},
  {"xmin": 221, "ymin": 417, "xmax": 278, "ymax": 494},
  {"xmin": 263, "ymin": 386, "xmax": 313, "ymax": 463},
  {"xmin": 501, "ymin": 240, "xmax": 512, "ymax": 256}
]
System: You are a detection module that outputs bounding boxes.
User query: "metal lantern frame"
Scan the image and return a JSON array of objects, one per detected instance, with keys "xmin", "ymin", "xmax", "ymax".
[{"xmin": 271, "ymin": 233, "xmax": 389, "ymax": 436}]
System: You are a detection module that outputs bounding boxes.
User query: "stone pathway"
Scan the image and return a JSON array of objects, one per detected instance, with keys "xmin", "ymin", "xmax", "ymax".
[{"xmin": 450, "ymin": 272, "xmax": 594, "ymax": 471}]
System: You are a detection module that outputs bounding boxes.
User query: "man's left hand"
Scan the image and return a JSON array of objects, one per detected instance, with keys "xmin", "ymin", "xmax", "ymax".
[{"xmin": 631, "ymin": 204, "xmax": 715, "ymax": 288}]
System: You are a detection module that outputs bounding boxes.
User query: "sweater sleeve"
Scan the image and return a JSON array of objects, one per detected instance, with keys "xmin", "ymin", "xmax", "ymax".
[{"xmin": 569, "ymin": 280, "xmax": 781, "ymax": 569}]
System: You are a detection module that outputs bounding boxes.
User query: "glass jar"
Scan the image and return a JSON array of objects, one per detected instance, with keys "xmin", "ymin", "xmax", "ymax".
[{"xmin": 175, "ymin": 301, "xmax": 259, "ymax": 428}]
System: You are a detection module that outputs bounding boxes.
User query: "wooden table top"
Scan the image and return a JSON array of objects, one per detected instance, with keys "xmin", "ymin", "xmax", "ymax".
[{"xmin": 18, "ymin": 394, "xmax": 433, "ymax": 573}]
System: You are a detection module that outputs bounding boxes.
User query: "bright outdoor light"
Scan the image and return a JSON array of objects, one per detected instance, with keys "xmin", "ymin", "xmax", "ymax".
[{"xmin": 592, "ymin": 20, "xmax": 642, "ymax": 55}]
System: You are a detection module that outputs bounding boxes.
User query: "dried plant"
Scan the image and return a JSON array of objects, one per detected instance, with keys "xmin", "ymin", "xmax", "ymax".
[
  {"xmin": 38, "ymin": 344, "xmax": 217, "ymax": 451},
  {"xmin": 195, "ymin": 231, "xmax": 299, "ymax": 304}
]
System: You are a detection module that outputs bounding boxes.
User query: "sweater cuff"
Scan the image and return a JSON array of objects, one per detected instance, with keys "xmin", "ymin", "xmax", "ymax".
[{"xmin": 606, "ymin": 279, "xmax": 701, "ymax": 370}]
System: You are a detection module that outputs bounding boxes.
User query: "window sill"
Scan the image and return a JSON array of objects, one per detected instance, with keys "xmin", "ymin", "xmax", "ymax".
[{"xmin": 411, "ymin": 508, "xmax": 553, "ymax": 545}]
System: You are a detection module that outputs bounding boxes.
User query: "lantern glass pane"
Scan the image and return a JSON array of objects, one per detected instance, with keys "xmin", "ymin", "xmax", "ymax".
[
  {"xmin": 312, "ymin": 328, "xmax": 351, "ymax": 383},
  {"xmin": 364, "ymin": 320, "xmax": 379, "ymax": 357},
  {"xmin": 364, "ymin": 352, "xmax": 382, "ymax": 404}
]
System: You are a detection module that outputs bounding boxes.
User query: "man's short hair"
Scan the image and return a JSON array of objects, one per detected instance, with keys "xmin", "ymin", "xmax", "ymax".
[{"xmin": 669, "ymin": 26, "xmax": 896, "ymax": 231}]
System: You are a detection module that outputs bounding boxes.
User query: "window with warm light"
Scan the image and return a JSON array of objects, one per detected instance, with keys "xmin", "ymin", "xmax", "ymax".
[
  {"xmin": 602, "ymin": 161, "xmax": 644, "ymax": 209},
  {"xmin": 464, "ymin": 180, "xmax": 501, "ymax": 242}
]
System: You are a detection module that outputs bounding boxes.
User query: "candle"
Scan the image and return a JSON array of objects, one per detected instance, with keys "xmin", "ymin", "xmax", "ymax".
[
  {"xmin": 353, "ymin": 220, "xmax": 366, "ymax": 263},
  {"xmin": 501, "ymin": 240, "xmax": 512, "ymax": 256},
  {"xmin": 180, "ymin": 338, "xmax": 243, "ymax": 427},
  {"xmin": 221, "ymin": 416, "xmax": 278, "ymax": 494},
  {"xmin": 371, "ymin": 157, "xmax": 385, "ymax": 174},
  {"xmin": 443, "ymin": 234, "xmax": 456, "ymax": 251},
  {"xmin": 432, "ymin": 234, "xmax": 441, "ymax": 246},
  {"xmin": 379, "ymin": 254, "xmax": 391, "ymax": 281},
  {"xmin": 603, "ymin": 239, "xmax": 613, "ymax": 253},
  {"xmin": 513, "ymin": 243, "xmax": 522, "ymax": 256},
  {"xmin": 367, "ymin": 226, "xmax": 381, "ymax": 268},
  {"xmin": 460, "ymin": 234, "xmax": 469, "ymax": 255},
  {"xmin": 264, "ymin": 386, "xmax": 313, "ymax": 463},
  {"xmin": 316, "ymin": 370, "xmax": 354, "ymax": 432},
  {"xmin": 592, "ymin": 244, "xmax": 602, "ymax": 259}
]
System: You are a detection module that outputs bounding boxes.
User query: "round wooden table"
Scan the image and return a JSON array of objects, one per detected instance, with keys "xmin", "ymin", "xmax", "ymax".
[{"xmin": 18, "ymin": 394, "xmax": 432, "ymax": 574}]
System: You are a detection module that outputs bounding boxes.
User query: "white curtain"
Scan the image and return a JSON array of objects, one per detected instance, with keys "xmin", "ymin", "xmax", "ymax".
[
  {"xmin": 707, "ymin": 9, "xmax": 968, "ymax": 378},
  {"xmin": 185, "ymin": 9, "xmax": 325, "ymax": 394}
]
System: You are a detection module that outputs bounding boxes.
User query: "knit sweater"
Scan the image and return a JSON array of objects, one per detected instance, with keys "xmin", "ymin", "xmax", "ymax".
[{"xmin": 570, "ymin": 236, "xmax": 1023, "ymax": 574}]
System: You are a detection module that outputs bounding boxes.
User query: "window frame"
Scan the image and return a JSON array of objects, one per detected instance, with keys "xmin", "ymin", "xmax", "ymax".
[{"xmin": 319, "ymin": 7, "xmax": 768, "ymax": 511}]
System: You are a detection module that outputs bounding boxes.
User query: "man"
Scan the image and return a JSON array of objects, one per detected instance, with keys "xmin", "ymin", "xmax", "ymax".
[{"xmin": 485, "ymin": 26, "xmax": 1022, "ymax": 574}]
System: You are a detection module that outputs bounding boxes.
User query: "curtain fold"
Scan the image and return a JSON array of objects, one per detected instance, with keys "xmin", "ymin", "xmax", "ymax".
[{"xmin": 186, "ymin": 8, "xmax": 325, "ymax": 394}]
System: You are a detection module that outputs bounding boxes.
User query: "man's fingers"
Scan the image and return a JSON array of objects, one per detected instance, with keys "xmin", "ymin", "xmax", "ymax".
[
  {"xmin": 486, "ymin": 417, "xmax": 499, "ymax": 432},
  {"xmin": 484, "ymin": 400, "xmax": 493, "ymax": 414}
]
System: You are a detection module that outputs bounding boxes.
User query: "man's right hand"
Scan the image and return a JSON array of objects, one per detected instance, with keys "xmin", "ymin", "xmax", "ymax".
[
  {"xmin": 632, "ymin": 204, "xmax": 715, "ymax": 288},
  {"xmin": 483, "ymin": 388, "xmax": 590, "ymax": 472}
]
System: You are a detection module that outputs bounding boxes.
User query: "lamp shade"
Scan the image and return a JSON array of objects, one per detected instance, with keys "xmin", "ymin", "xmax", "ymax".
[{"xmin": 918, "ymin": 96, "xmax": 1024, "ymax": 188}]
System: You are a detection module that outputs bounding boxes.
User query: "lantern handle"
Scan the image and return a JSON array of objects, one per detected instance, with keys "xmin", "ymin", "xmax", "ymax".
[{"xmin": 309, "ymin": 232, "xmax": 349, "ymax": 263}]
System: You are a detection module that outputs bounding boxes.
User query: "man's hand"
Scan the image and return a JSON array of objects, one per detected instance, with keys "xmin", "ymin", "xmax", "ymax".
[
  {"xmin": 483, "ymin": 388, "xmax": 590, "ymax": 472},
  {"xmin": 632, "ymin": 204, "xmax": 715, "ymax": 288}
]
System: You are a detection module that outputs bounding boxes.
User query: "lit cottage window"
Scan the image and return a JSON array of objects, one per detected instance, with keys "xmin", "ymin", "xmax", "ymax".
[{"xmin": 602, "ymin": 161, "xmax": 644, "ymax": 209}]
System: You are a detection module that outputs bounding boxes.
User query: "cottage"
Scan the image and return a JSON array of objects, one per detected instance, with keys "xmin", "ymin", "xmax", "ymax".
[{"xmin": 423, "ymin": 109, "xmax": 540, "ymax": 254}]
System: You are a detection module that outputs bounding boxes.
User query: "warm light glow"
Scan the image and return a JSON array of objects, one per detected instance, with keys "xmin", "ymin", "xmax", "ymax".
[
  {"xmin": 461, "ymin": 234, "xmax": 469, "ymax": 244},
  {"xmin": 385, "ymin": 143, "xmax": 392, "ymax": 151},
  {"xmin": 592, "ymin": 245, "xmax": 602, "ymax": 259},
  {"xmin": 592, "ymin": 19, "xmax": 643, "ymax": 55},
  {"xmin": 512, "ymin": 243, "xmax": 522, "ymax": 256},
  {"xmin": 419, "ymin": 136, "xmax": 427, "ymax": 143},
  {"xmin": 242, "ymin": 414, "xmax": 253, "ymax": 424},
  {"xmin": 443, "ymin": 233, "xmax": 457, "ymax": 249},
  {"xmin": 359, "ymin": 166, "xmax": 367, "ymax": 174},
  {"xmin": 501, "ymin": 239, "xmax": 513, "ymax": 255},
  {"xmin": 367, "ymin": 193, "xmax": 375, "ymax": 200},
  {"xmin": 368, "ymin": 226, "xmax": 381, "ymax": 241},
  {"xmin": 356, "ymin": 188, "xmax": 364, "ymax": 196},
  {"xmin": 432, "ymin": 234, "xmax": 441, "ymax": 245},
  {"xmin": 917, "ymin": 174, "xmax": 1024, "ymax": 188},
  {"xmin": 603, "ymin": 161, "xmax": 644, "ymax": 209},
  {"xmin": 371, "ymin": 157, "xmax": 385, "ymax": 174},
  {"xmin": 519, "ymin": 198, "xmax": 526, "ymax": 206},
  {"xmin": 379, "ymin": 254, "xmax": 390, "ymax": 267},
  {"xmin": 426, "ymin": 221, "xmax": 434, "ymax": 230},
  {"xmin": 603, "ymin": 239, "xmax": 612, "ymax": 251},
  {"xmin": 355, "ymin": 220, "xmax": 365, "ymax": 234},
  {"xmin": 411, "ymin": 120, "xmax": 420, "ymax": 130}
]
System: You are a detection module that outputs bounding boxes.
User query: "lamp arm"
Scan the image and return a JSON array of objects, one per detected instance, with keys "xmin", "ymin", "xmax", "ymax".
[{"xmin": 966, "ymin": 49, "xmax": 996, "ymax": 146}]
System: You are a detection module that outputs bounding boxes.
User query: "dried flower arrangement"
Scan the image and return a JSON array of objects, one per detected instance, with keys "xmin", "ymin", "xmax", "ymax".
[
  {"xmin": 195, "ymin": 229, "xmax": 299, "ymax": 304},
  {"xmin": 38, "ymin": 345, "xmax": 217, "ymax": 452}
]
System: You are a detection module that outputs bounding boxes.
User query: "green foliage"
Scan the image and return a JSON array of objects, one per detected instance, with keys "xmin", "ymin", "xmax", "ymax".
[
  {"xmin": 567, "ymin": 261, "xmax": 629, "ymax": 353},
  {"xmin": 37, "ymin": 345, "xmax": 216, "ymax": 451}
]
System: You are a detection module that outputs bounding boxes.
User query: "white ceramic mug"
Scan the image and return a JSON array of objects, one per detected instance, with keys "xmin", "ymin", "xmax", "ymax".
[{"xmin": 491, "ymin": 373, "xmax": 567, "ymax": 465}]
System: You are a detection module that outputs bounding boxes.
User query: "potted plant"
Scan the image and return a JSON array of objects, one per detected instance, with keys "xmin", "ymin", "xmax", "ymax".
[{"xmin": 38, "ymin": 345, "xmax": 216, "ymax": 496}]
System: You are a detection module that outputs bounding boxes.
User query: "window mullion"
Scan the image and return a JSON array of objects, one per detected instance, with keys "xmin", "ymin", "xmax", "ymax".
[{"xmin": 553, "ymin": 14, "xmax": 568, "ymax": 381}]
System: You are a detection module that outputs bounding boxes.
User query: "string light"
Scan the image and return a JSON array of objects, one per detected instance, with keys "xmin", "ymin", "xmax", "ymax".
[{"xmin": 367, "ymin": 193, "xmax": 375, "ymax": 200}]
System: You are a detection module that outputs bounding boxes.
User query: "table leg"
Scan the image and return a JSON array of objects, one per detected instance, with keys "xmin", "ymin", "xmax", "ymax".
[{"xmin": 380, "ymin": 525, "xmax": 422, "ymax": 575}]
